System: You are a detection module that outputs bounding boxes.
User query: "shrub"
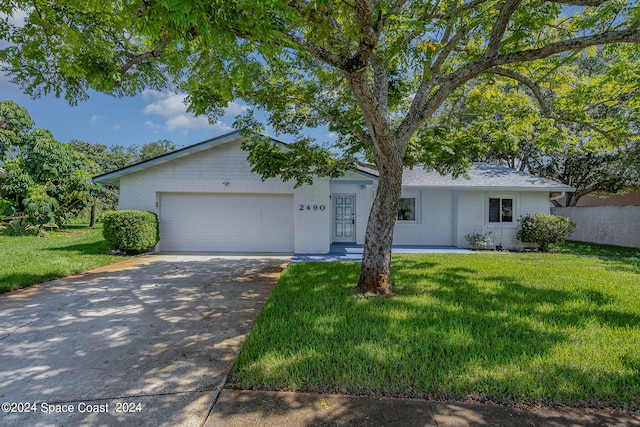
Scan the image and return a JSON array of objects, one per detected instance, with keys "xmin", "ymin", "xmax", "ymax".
[
  {"xmin": 102, "ymin": 210, "xmax": 159, "ymax": 253},
  {"xmin": 465, "ymin": 231, "xmax": 493, "ymax": 249},
  {"xmin": 516, "ymin": 213, "xmax": 578, "ymax": 252},
  {"xmin": 0, "ymin": 198, "xmax": 18, "ymax": 218},
  {"xmin": 0, "ymin": 218, "xmax": 40, "ymax": 236}
]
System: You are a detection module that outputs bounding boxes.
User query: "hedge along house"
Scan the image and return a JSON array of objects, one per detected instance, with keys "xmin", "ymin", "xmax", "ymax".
[{"xmin": 93, "ymin": 130, "xmax": 574, "ymax": 253}]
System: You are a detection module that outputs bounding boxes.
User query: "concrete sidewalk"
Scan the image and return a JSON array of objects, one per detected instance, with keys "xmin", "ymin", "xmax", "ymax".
[
  {"xmin": 292, "ymin": 243, "xmax": 473, "ymax": 262},
  {"xmin": 208, "ymin": 389, "xmax": 640, "ymax": 427}
]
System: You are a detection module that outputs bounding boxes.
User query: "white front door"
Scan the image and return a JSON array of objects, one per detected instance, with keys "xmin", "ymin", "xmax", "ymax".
[{"xmin": 333, "ymin": 194, "xmax": 356, "ymax": 242}]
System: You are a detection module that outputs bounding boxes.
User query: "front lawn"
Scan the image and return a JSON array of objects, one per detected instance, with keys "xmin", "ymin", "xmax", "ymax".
[
  {"xmin": 0, "ymin": 224, "xmax": 130, "ymax": 293},
  {"xmin": 231, "ymin": 242, "xmax": 640, "ymax": 409}
]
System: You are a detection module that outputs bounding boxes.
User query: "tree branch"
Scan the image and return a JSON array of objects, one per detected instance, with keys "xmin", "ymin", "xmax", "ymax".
[
  {"xmin": 431, "ymin": 25, "xmax": 472, "ymax": 77},
  {"xmin": 545, "ymin": 0, "xmax": 607, "ymax": 6},
  {"xmin": 284, "ymin": 33, "xmax": 347, "ymax": 69},
  {"xmin": 493, "ymin": 25, "xmax": 640, "ymax": 66},
  {"xmin": 556, "ymin": 114, "xmax": 639, "ymax": 142},
  {"xmin": 486, "ymin": 66, "xmax": 553, "ymax": 115},
  {"xmin": 121, "ymin": 35, "xmax": 169, "ymax": 74},
  {"xmin": 243, "ymin": 89, "xmax": 374, "ymax": 147},
  {"xmin": 486, "ymin": 0, "xmax": 523, "ymax": 56},
  {"xmin": 401, "ymin": 23, "xmax": 640, "ymax": 143},
  {"xmin": 486, "ymin": 67, "xmax": 639, "ymax": 143}
]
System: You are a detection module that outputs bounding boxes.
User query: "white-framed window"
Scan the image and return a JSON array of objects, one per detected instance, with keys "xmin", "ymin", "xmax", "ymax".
[
  {"xmin": 488, "ymin": 198, "xmax": 513, "ymax": 223},
  {"xmin": 397, "ymin": 197, "xmax": 417, "ymax": 221}
]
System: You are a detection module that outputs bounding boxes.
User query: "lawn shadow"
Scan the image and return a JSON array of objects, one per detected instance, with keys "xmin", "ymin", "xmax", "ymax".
[
  {"xmin": 556, "ymin": 241, "xmax": 640, "ymax": 275},
  {"xmin": 230, "ymin": 258, "xmax": 640, "ymax": 408},
  {"xmin": 46, "ymin": 240, "xmax": 112, "ymax": 255}
]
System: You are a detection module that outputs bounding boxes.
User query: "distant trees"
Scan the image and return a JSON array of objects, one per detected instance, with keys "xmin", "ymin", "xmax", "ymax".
[
  {"xmin": 1, "ymin": 100, "xmax": 178, "ymax": 228},
  {"xmin": 71, "ymin": 138, "xmax": 178, "ymax": 225},
  {"xmin": 428, "ymin": 53, "xmax": 640, "ymax": 207},
  {"xmin": 0, "ymin": 100, "xmax": 99, "ymax": 227},
  {"xmin": 71, "ymin": 138, "xmax": 178, "ymax": 172}
]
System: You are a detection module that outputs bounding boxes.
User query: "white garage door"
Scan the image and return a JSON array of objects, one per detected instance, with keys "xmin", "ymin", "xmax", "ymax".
[{"xmin": 159, "ymin": 193, "xmax": 294, "ymax": 252}]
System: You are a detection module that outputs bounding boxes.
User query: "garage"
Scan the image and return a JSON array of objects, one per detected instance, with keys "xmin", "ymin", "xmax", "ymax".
[{"xmin": 159, "ymin": 193, "xmax": 294, "ymax": 252}]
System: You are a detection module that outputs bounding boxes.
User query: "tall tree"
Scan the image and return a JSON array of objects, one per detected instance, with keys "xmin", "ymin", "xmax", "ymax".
[
  {"xmin": 70, "ymin": 140, "xmax": 139, "ymax": 173},
  {"xmin": 2, "ymin": 1, "xmax": 639, "ymax": 293},
  {"xmin": 0, "ymin": 101, "xmax": 99, "ymax": 226},
  {"xmin": 434, "ymin": 54, "xmax": 640, "ymax": 206}
]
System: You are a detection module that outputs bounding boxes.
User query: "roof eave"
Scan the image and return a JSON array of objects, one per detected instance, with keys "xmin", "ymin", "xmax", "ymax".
[{"xmin": 401, "ymin": 185, "xmax": 576, "ymax": 192}]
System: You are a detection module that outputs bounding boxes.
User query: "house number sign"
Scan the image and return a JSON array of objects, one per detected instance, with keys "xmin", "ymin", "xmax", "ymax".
[{"xmin": 299, "ymin": 204, "xmax": 326, "ymax": 211}]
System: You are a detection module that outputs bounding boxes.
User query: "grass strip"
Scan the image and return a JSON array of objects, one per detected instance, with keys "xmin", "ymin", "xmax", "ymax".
[
  {"xmin": 0, "ymin": 225, "xmax": 130, "ymax": 293},
  {"xmin": 231, "ymin": 242, "xmax": 640, "ymax": 408}
]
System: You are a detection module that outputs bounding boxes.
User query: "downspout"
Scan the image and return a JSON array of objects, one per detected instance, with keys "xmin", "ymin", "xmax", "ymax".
[{"xmin": 549, "ymin": 191, "xmax": 565, "ymax": 208}]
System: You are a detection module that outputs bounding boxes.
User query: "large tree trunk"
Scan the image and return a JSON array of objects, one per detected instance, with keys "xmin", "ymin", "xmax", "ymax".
[{"xmin": 357, "ymin": 163, "xmax": 404, "ymax": 295}]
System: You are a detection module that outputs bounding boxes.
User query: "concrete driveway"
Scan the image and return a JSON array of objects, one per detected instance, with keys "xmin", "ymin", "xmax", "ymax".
[{"xmin": 0, "ymin": 254, "xmax": 289, "ymax": 427}]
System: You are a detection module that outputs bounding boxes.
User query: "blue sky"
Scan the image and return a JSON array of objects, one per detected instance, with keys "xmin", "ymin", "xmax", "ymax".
[
  {"xmin": 2, "ymin": 78, "xmax": 337, "ymax": 149},
  {"xmin": 2, "ymin": 73, "xmax": 278, "ymax": 148}
]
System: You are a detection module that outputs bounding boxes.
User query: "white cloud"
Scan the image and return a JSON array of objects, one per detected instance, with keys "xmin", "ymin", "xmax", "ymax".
[
  {"xmin": 90, "ymin": 114, "xmax": 105, "ymax": 125},
  {"xmin": 141, "ymin": 90, "xmax": 248, "ymax": 134}
]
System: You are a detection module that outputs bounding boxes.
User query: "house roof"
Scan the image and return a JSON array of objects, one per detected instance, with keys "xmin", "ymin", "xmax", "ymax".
[
  {"xmin": 0, "ymin": 167, "xmax": 6, "ymax": 180},
  {"xmin": 93, "ymin": 131, "xmax": 573, "ymax": 192},
  {"xmin": 93, "ymin": 130, "xmax": 286, "ymax": 187},
  {"xmin": 391, "ymin": 163, "xmax": 574, "ymax": 191}
]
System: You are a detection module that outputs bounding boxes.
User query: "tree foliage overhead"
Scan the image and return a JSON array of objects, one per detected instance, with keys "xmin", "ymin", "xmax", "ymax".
[
  {"xmin": 1, "ymin": 0, "xmax": 639, "ymax": 292},
  {"xmin": 437, "ymin": 52, "xmax": 640, "ymax": 206}
]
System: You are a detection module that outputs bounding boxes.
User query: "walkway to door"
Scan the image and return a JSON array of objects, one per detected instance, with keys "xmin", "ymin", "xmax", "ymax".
[{"xmin": 292, "ymin": 243, "xmax": 473, "ymax": 262}]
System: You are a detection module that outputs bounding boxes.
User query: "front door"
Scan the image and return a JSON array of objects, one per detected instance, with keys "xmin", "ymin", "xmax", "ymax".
[{"xmin": 333, "ymin": 194, "xmax": 356, "ymax": 242}]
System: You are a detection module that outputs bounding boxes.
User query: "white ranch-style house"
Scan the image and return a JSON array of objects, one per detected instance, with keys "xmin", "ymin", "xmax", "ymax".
[{"xmin": 93, "ymin": 131, "xmax": 574, "ymax": 253}]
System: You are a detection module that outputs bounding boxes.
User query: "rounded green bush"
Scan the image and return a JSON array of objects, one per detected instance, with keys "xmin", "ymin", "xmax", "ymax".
[
  {"xmin": 102, "ymin": 210, "xmax": 159, "ymax": 253},
  {"xmin": 516, "ymin": 213, "xmax": 577, "ymax": 252}
]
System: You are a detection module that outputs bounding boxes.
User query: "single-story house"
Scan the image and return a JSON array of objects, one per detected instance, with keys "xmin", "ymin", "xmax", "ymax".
[{"xmin": 93, "ymin": 130, "xmax": 574, "ymax": 253}]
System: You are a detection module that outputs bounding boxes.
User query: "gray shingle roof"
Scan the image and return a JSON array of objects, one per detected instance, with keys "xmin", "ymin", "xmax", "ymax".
[{"xmin": 365, "ymin": 163, "xmax": 574, "ymax": 191}]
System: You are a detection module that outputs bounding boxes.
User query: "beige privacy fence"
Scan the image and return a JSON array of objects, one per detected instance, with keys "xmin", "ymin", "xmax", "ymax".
[{"xmin": 551, "ymin": 206, "xmax": 640, "ymax": 249}]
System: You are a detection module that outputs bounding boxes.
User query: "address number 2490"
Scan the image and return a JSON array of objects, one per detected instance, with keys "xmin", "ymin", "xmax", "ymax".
[{"xmin": 299, "ymin": 205, "xmax": 326, "ymax": 211}]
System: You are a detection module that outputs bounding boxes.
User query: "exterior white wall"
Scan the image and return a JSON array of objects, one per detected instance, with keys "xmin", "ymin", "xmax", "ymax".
[
  {"xmin": 118, "ymin": 140, "xmax": 296, "ymax": 211},
  {"xmin": 294, "ymin": 179, "xmax": 331, "ymax": 253},
  {"xmin": 118, "ymin": 139, "xmax": 331, "ymax": 253},
  {"xmin": 393, "ymin": 189, "xmax": 454, "ymax": 245},
  {"xmin": 454, "ymin": 190, "xmax": 551, "ymax": 249},
  {"xmin": 455, "ymin": 190, "xmax": 486, "ymax": 247}
]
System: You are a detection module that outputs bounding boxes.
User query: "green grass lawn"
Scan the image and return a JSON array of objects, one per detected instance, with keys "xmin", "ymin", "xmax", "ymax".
[
  {"xmin": 0, "ymin": 224, "xmax": 130, "ymax": 293},
  {"xmin": 231, "ymin": 242, "xmax": 640, "ymax": 409}
]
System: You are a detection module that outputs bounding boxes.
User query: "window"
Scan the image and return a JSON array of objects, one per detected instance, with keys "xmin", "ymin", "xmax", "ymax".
[
  {"xmin": 397, "ymin": 198, "xmax": 416, "ymax": 221},
  {"xmin": 489, "ymin": 198, "xmax": 513, "ymax": 223}
]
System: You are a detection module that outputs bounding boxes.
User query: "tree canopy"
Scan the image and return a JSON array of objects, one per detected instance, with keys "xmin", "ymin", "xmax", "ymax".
[
  {"xmin": 0, "ymin": 100, "xmax": 99, "ymax": 227},
  {"xmin": 433, "ymin": 53, "xmax": 640, "ymax": 205},
  {"xmin": 1, "ymin": 0, "xmax": 639, "ymax": 292}
]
